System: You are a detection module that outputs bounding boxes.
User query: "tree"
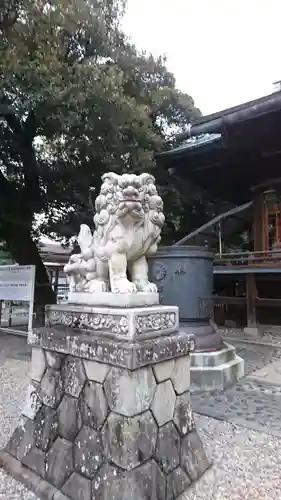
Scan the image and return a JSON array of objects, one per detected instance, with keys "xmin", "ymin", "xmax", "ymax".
[{"xmin": 0, "ymin": 0, "xmax": 200, "ymax": 307}]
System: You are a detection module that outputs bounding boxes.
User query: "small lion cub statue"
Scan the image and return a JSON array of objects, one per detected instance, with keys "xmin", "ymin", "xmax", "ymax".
[{"xmin": 64, "ymin": 172, "xmax": 165, "ymax": 294}]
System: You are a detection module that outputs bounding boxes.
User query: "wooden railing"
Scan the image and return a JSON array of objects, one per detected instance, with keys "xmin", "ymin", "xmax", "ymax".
[
  {"xmin": 214, "ymin": 295, "xmax": 281, "ymax": 308},
  {"xmin": 214, "ymin": 249, "xmax": 281, "ymax": 267}
]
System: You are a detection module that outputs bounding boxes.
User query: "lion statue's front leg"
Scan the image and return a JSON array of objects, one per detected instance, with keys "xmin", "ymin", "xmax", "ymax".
[
  {"xmin": 109, "ymin": 253, "xmax": 137, "ymax": 294},
  {"xmin": 129, "ymin": 255, "xmax": 158, "ymax": 293},
  {"xmin": 85, "ymin": 259, "xmax": 109, "ymax": 293}
]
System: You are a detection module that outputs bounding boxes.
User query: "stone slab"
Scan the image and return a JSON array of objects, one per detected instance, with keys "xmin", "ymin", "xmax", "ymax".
[
  {"xmin": 22, "ymin": 381, "xmax": 42, "ymax": 420},
  {"xmin": 58, "ymin": 395, "xmax": 82, "ymax": 441},
  {"xmin": 92, "ymin": 460, "xmax": 166, "ymax": 500},
  {"xmin": 34, "ymin": 405, "xmax": 58, "ymax": 451},
  {"xmin": 104, "ymin": 366, "xmax": 156, "ymax": 417},
  {"xmin": 62, "ymin": 357, "xmax": 86, "ymax": 398},
  {"xmin": 67, "ymin": 291, "xmax": 159, "ymax": 307},
  {"xmin": 5, "ymin": 418, "xmax": 35, "ymax": 461},
  {"xmin": 173, "ymin": 392, "xmax": 195, "ymax": 436},
  {"xmin": 171, "ymin": 356, "xmax": 191, "ymax": 394},
  {"xmin": 151, "ymin": 380, "xmax": 176, "ymax": 426},
  {"xmin": 22, "ymin": 447, "xmax": 45, "ymax": 477},
  {"xmin": 30, "ymin": 326, "xmax": 195, "ymax": 370},
  {"xmin": 102, "ymin": 412, "xmax": 158, "ymax": 470},
  {"xmin": 153, "ymin": 359, "xmax": 175, "ymax": 382},
  {"xmin": 30, "ymin": 348, "xmax": 46, "ymax": 382},
  {"xmin": 54, "ymin": 493, "xmax": 71, "ymax": 500},
  {"xmin": 180, "ymin": 430, "xmax": 211, "ymax": 481},
  {"xmin": 155, "ymin": 422, "xmax": 180, "ymax": 473},
  {"xmin": 45, "ymin": 304, "xmax": 179, "ymax": 340},
  {"xmin": 74, "ymin": 426, "xmax": 104, "ymax": 478},
  {"xmin": 39, "ymin": 368, "xmax": 64, "ymax": 408},
  {"xmin": 62, "ymin": 472, "xmax": 91, "ymax": 500},
  {"xmin": 83, "ymin": 359, "xmax": 109, "ymax": 383},
  {"xmin": 45, "ymin": 438, "xmax": 73, "ymax": 489},
  {"xmin": 83, "ymin": 381, "xmax": 108, "ymax": 429},
  {"xmin": 0, "ymin": 451, "xmax": 60, "ymax": 500},
  {"xmin": 167, "ymin": 467, "xmax": 191, "ymax": 500},
  {"xmin": 46, "ymin": 351, "xmax": 64, "ymax": 370}
]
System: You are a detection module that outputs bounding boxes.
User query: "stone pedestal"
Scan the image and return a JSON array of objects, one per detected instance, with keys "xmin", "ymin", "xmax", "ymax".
[{"xmin": 0, "ymin": 300, "xmax": 210, "ymax": 500}]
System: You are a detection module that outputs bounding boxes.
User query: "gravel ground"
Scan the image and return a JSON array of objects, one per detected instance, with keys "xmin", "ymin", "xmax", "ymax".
[
  {"xmin": 0, "ymin": 355, "xmax": 38, "ymax": 500},
  {"xmin": 183, "ymin": 415, "xmax": 281, "ymax": 500},
  {"xmin": 0, "ymin": 333, "xmax": 281, "ymax": 500}
]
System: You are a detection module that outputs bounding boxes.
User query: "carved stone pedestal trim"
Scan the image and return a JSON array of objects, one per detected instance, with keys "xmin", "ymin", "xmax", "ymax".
[{"xmin": 45, "ymin": 304, "xmax": 179, "ymax": 341}]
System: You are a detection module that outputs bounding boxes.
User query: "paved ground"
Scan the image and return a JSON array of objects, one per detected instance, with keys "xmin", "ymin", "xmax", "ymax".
[
  {"xmin": 191, "ymin": 341, "xmax": 281, "ymax": 437},
  {"xmin": 0, "ymin": 333, "xmax": 281, "ymax": 499},
  {"xmin": 235, "ymin": 341, "xmax": 281, "ymax": 374},
  {"xmin": 221, "ymin": 326, "xmax": 281, "ymax": 347}
]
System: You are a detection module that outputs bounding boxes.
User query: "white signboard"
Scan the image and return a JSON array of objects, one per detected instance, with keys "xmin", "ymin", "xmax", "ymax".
[
  {"xmin": 0, "ymin": 265, "xmax": 35, "ymax": 301},
  {"xmin": 0, "ymin": 265, "xmax": 35, "ymax": 337}
]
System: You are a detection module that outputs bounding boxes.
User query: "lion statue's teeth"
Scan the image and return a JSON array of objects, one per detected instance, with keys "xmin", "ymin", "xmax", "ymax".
[{"xmin": 64, "ymin": 172, "xmax": 165, "ymax": 295}]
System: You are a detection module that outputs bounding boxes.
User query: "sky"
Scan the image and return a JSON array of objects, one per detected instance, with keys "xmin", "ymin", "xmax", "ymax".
[{"xmin": 123, "ymin": 0, "xmax": 281, "ymax": 115}]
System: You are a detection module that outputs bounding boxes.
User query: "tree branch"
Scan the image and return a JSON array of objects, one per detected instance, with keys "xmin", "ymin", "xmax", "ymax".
[
  {"xmin": 0, "ymin": 0, "xmax": 21, "ymax": 31},
  {"xmin": 0, "ymin": 97, "xmax": 41, "ymax": 208},
  {"xmin": 23, "ymin": 109, "xmax": 37, "ymax": 140},
  {"xmin": 0, "ymin": 103, "xmax": 22, "ymax": 135}
]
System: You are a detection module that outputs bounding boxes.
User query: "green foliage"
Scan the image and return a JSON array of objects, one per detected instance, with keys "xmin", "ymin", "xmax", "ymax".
[{"xmin": 0, "ymin": 0, "xmax": 203, "ymax": 264}]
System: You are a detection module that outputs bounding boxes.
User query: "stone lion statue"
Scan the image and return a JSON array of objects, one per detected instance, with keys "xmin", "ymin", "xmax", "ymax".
[{"xmin": 64, "ymin": 172, "xmax": 165, "ymax": 294}]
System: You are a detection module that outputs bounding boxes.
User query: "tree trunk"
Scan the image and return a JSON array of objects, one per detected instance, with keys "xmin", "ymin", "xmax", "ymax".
[{"xmin": 1, "ymin": 221, "xmax": 56, "ymax": 309}]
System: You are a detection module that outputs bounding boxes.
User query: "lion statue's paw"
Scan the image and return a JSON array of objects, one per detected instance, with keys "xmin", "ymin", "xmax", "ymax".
[
  {"xmin": 87, "ymin": 280, "xmax": 108, "ymax": 293},
  {"xmin": 144, "ymin": 282, "xmax": 158, "ymax": 293},
  {"xmin": 135, "ymin": 281, "xmax": 158, "ymax": 293},
  {"xmin": 111, "ymin": 279, "xmax": 137, "ymax": 294}
]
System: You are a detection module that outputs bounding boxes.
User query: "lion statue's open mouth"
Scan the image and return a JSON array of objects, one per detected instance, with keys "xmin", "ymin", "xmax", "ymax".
[{"xmin": 64, "ymin": 172, "xmax": 165, "ymax": 294}]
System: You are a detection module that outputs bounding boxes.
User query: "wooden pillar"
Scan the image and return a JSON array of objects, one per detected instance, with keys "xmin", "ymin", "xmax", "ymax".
[
  {"xmin": 253, "ymin": 194, "xmax": 267, "ymax": 252},
  {"xmin": 53, "ymin": 268, "xmax": 59, "ymax": 300},
  {"xmin": 245, "ymin": 273, "xmax": 258, "ymax": 334},
  {"xmin": 218, "ymin": 221, "xmax": 223, "ymax": 255}
]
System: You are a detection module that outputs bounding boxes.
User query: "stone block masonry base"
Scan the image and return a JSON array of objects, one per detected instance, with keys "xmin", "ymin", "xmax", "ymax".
[{"xmin": 0, "ymin": 326, "xmax": 211, "ymax": 500}]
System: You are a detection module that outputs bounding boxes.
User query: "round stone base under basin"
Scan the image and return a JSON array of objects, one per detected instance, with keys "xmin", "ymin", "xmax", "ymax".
[
  {"xmin": 180, "ymin": 322, "xmax": 223, "ymax": 352},
  {"xmin": 191, "ymin": 343, "xmax": 245, "ymax": 393}
]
